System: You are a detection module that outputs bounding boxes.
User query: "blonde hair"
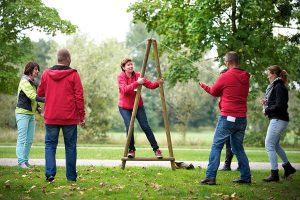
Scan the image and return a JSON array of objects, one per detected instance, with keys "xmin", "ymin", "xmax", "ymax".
[{"xmin": 268, "ymin": 65, "xmax": 288, "ymax": 84}]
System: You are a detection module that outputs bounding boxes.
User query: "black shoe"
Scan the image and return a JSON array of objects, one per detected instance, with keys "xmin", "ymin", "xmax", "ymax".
[
  {"xmin": 263, "ymin": 170, "xmax": 279, "ymax": 182},
  {"xmin": 200, "ymin": 177, "xmax": 216, "ymax": 185},
  {"xmin": 220, "ymin": 165, "xmax": 231, "ymax": 171},
  {"xmin": 46, "ymin": 175, "xmax": 55, "ymax": 183},
  {"xmin": 232, "ymin": 178, "xmax": 251, "ymax": 184},
  {"xmin": 282, "ymin": 162, "xmax": 296, "ymax": 178}
]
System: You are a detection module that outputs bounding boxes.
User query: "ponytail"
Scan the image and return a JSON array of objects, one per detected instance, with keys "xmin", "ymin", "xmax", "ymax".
[
  {"xmin": 280, "ymin": 70, "xmax": 288, "ymax": 84},
  {"xmin": 268, "ymin": 65, "xmax": 288, "ymax": 84}
]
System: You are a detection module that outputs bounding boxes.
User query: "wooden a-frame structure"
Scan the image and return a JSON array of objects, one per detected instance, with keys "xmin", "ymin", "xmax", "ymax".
[{"xmin": 121, "ymin": 38, "xmax": 176, "ymax": 170}]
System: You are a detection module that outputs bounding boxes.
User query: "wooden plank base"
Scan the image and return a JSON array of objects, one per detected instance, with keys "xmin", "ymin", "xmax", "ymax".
[{"xmin": 121, "ymin": 157, "xmax": 175, "ymax": 161}]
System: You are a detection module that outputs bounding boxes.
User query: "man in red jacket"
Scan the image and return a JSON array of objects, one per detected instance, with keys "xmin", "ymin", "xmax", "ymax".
[
  {"xmin": 37, "ymin": 48, "xmax": 85, "ymax": 182},
  {"xmin": 199, "ymin": 51, "xmax": 251, "ymax": 185}
]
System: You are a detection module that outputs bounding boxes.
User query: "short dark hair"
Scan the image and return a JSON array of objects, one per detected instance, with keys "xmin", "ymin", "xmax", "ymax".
[
  {"xmin": 57, "ymin": 48, "xmax": 71, "ymax": 63},
  {"xmin": 120, "ymin": 57, "xmax": 132, "ymax": 71},
  {"xmin": 24, "ymin": 62, "xmax": 40, "ymax": 76},
  {"xmin": 224, "ymin": 51, "xmax": 239, "ymax": 65}
]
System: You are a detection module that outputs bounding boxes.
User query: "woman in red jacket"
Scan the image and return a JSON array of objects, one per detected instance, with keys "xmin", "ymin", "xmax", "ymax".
[{"xmin": 117, "ymin": 57, "xmax": 163, "ymax": 158}]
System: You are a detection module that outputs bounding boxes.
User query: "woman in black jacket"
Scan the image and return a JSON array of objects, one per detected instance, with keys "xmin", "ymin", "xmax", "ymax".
[{"xmin": 262, "ymin": 65, "xmax": 296, "ymax": 182}]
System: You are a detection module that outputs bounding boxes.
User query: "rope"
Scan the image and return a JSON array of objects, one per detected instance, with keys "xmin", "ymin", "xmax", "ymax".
[
  {"xmin": 126, "ymin": 38, "xmax": 220, "ymax": 81},
  {"xmin": 127, "ymin": 38, "xmax": 148, "ymax": 55},
  {"xmin": 159, "ymin": 42, "xmax": 219, "ymax": 79}
]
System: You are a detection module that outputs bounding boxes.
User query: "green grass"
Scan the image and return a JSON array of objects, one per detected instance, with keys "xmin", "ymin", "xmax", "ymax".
[
  {"xmin": 1, "ymin": 146, "xmax": 300, "ymax": 162},
  {"xmin": 0, "ymin": 166, "xmax": 299, "ymax": 199},
  {"xmin": 0, "ymin": 128, "xmax": 215, "ymax": 146}
]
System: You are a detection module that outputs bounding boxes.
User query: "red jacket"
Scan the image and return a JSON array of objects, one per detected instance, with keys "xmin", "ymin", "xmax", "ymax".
[
  {"xmin": 118, "ymin": 71, "xmax": 159, "ymax": 109},
  {"xmin": 37, "ymin": 66, "xmax": 85, "ymax": 125},
  {"xmin": 200, "ymin": 68, "xmax": 250, "ymax": 117}
]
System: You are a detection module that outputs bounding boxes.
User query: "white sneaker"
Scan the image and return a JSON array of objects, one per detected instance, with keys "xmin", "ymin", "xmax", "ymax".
[{"xmin": 19, "ymin": 163, "xmax": 28, "ymax": 169}]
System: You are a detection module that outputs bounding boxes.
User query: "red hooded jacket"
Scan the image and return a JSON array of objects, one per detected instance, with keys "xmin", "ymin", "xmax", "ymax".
[
  {"xmin": 37, "ymin": 66, "xmax": 85, "ymax": 125},
  {"xmin": 200, "ymin": 68, "xmax": 250, "ymax": 117},
  {"xmin": 118, "ymin": 71, "xmax": 159, "ymax": 109}
]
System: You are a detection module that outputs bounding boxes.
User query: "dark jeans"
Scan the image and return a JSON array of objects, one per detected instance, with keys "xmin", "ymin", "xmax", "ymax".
[
  {"xmin": 45, "ymin": 124, "xmax": 77, "ymax": 181},
  {"xmin": 206, "ymin": 116, "xmax": 251, "ymax": 181},
  {"xmin": 119, "ymin": 106, "xmax": 159, "ymax": 152}
]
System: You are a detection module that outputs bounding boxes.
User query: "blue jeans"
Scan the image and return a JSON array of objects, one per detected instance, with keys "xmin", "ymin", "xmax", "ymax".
[
  {"xmin": 45, "ymin": 124, "xmax": 77, "ymax": 181},
  {"xmin": 16, "ymin": 114, "xmax": 36, "ymax": 165},
  {"xmin": 265, "ymin": 119, "xmax": 289, "ymax": 170},
  {"xmin": 206, "ymin": 116, "xmax": 251, "ymax": 181},
  {"xmin": 119, "ymin": 106, "xmax": 159, "ymax": 152}
]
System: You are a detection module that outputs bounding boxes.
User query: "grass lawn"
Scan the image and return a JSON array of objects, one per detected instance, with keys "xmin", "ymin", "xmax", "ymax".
[
  {"xmin": 1, "ymin": 146, "xmax": 300, "ymax": 162},
  {"xmin": 0, "ymin": 166, "xmax": 299, "ymax": 199}
]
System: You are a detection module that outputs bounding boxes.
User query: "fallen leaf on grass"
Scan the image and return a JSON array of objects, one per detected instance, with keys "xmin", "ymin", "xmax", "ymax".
[
  {"xmin": 99, "ymin": 182, "xmax": 106, "ymax": 187},
  {"xmin": 42, "ymin": 186, "xmax": 46, "ymax": 193},
  {"xmin": 54, "ymin": 186, "xmax": 66, "ymax": 190},
  {"xmin": 4, "ymin": 180, "xmax": 11, "ymax": 189},
  {"xmin": 46, "ymin": 192, "xmax": 56, "ymax": 195},
  {"xmin": 150, "ymin": 183, "xmax": 161, "ymax": 191},
  {"xmin": 63, "ymin": 192, "xmax": 74, "ymax": 197},
  {"xmin": 25, "ymin": 185, "xmax": 36, "ymax": 193},
  {"xmin": 231, "ymin": 192, "xmax": 237, "ymax": 198}
]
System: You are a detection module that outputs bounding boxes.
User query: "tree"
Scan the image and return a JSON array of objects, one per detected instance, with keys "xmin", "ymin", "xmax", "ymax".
[
  {"xmin": 128, "ymin": 0, "xmax": 300, "ymax": 93},
  {"xmin": 0, "ymin": 0, "xmax": 76, "ymax": 94}
]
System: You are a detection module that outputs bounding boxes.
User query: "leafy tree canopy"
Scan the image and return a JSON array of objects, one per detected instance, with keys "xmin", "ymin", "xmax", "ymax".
[
  {"xmin": 128, "ymin": 0, "xmax": 300, "ymax": 94},
  {"xmin": 0, "ymin": 0, "xmax": 77, "ymax": 94}
]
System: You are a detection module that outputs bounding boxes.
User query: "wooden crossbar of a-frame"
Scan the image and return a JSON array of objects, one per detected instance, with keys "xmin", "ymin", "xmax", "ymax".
[{"xmin": 121, "ymin": 38, "xmax": 176, "ymax": 170}]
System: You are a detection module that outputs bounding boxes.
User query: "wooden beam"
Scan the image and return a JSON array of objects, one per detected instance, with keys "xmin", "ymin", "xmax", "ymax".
[{"xmin": 152, "ymin": 39, "xmax": 176, "ymax": 170}]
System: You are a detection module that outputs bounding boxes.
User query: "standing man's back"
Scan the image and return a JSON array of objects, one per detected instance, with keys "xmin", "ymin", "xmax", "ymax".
[{"xmin": 37, "ymin": 48, "xmax": 85, "ymax": 182}]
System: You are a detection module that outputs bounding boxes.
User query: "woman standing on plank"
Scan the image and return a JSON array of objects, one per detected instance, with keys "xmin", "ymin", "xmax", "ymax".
[{"xmin": 117, "ymin": 57, "xmax": 163, "ymax": 158}]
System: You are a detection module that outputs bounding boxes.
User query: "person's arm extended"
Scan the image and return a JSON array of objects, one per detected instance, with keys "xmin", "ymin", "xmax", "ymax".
[
  {"xmin": 199, "ymin": 75, "xmax": 224, "ymax": 97},
  {"xmin": 143, "ymin": 77, "xmax": 160, "ymax": 89}
]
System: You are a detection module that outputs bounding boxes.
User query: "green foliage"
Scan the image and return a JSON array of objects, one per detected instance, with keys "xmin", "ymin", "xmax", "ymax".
[
  {"xmin": 0, "ymin": 94, "xmax": 17, "ymax": 128},
  {"xmin": 165, "ymin": 60, "xmax": 218, "ymax": 141},
  {"xmin": 287, "ymin": 90, "xmax": 300, "ymax": 138},
  {"xmin": 128, "ymin": 0, "xmax": 300, "ymax": 92},
  {"xmin": 0, "ymin": 0, "xmax": 76, "ymax": 94}
]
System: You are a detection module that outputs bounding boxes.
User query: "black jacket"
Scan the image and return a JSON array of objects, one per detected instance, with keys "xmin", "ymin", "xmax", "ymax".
[{"xmin": 265, "ymin": 79, "xmax": 289, "ymax": 121}]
